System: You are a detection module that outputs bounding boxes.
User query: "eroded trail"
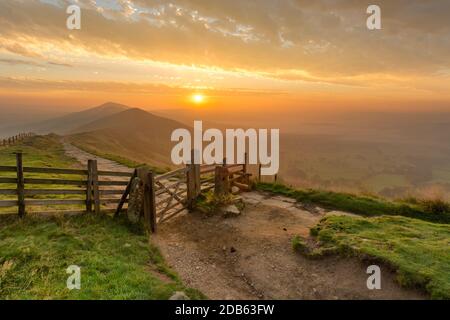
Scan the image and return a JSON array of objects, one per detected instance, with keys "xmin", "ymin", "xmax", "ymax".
[
  {"xmin": 62, "ymin": 142, "xmax": 425, "ymax": 299},
  {"xmin": 154, "ymin": 192, "xmax": 426, "ymax": 300},
  {"xmin": 63, "ymin": 142, "xmax": 132, "ymax": 174}
]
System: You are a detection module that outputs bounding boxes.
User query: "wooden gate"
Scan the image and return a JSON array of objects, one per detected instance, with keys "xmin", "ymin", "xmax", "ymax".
[
  {"xmin": 114, "ymin": 151, "xmax": 253, "ymax": 233},
  {"xmin": 154, "ymin": 167, "xmax": 190, "ymax": 224},
  {"xmin": 115, "ymin": 166, "xmax": 193, "ymax": 233}
]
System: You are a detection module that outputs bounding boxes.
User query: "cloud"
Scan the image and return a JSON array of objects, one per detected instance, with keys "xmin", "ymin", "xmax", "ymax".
[{"xmin": 0, "ymin": 0, "xmax": 449, "ymax": 89}]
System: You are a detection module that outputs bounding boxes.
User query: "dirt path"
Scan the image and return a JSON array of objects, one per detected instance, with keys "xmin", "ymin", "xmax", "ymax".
[
  {"xmin": 62, "ymin": 143, "xmax": 425, "ymax": 299},
  {"xmin": 154, "ymin": 191, "xmax": 426, "ymax": 300},
  {"xmin": 63, "ymin": 142, "xmax": 132, "ymax": 174}
]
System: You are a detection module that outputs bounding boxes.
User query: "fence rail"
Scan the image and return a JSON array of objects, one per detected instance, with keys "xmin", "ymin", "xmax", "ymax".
[
  {"xmin": 0, "ymin": 152, "xmax": 132, "ymax": 217},
  {"xmin": 0, "ymin": 133, "xmax": 35, "ymax": 147},
  {"xmin": 1, "ymin": 150, "xmax": 254, "ymax": 234}
]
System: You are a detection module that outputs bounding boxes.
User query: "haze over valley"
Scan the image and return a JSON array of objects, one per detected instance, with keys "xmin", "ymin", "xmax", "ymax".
[{"xmin": 2, "ymin": 102, "xmax": 450, "ymax": 199}]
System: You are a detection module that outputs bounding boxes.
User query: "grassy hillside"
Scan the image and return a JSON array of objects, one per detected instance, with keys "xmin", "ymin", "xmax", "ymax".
[
  {"xmin": 0, "ymin": 214, "xmax": 203, "ymax": 299},
  {"xmin": 0, "ymin": 134, "xmax": 77, "ymax": 168},
  {"xmin": 31, "ymin": 102, "xmax": 128, "ymax": 135},
  {"xmin": 303, "ymin": 215, "xmax": 450, "ymax": 299},
  {"xmin": 257, "ymin": 183, "xmax": 450, "ymax": 224},
  {"xmin": 67, "ymin": 108, "xmax": 189, "ymax": 170},
  {"xmin": 0, "ymin": 135, "xmax": 86, "ymax": 214},
  {"xmin": 0, "ymin": 135, "xmax": 203, "ymax": 299}
]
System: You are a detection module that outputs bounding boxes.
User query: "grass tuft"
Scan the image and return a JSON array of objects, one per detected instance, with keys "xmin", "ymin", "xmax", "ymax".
[
  {"xmin": 308, "ymin": 215, "xmax": 450, "ymax": 299},
  {"xmin": 257, "ymin": 182, "xmax": 450, "ymax": 224},
  {"xmin": 0, "ymin": 214, "xmax": 204, "ymax": 299}
]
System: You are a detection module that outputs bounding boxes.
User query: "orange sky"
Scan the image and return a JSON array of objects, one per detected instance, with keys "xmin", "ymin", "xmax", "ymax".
[{"xmin": 1, "ymin": 0, "xmax": 450, "ymax": 112}]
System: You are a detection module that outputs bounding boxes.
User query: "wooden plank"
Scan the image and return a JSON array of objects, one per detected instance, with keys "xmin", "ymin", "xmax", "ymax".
[
  {"xmin": 155, "ymin": 167, "xmax": 187, "ymax": 181},
  {"xmin": 101, "ymin": 199, "xmax": 128, "ymax": 204},
  {"xmin": 155, "ymin": 180, "xmax": 186, "ymax": 196},
  {"xmin": 114, "ymin": 169, "xmax": 137, "ymax": 218},
  {"xmin": 225, "ymin": 164, "xmax": 244, "ymax": 169},
  {"xmin": 155, "ymin": 180, "xmax": 185, "ymax": 204},
  {"xmin": 86, "ymin": 160, "xmax": 93, "ymax": 213},
  {"xmin": 232, "ymin": 181, "xmax": 251, "ymax": 192},
  {"xmin": 23, "ymin": 167, "xmax": 87, "ymax": 175},
  {"xmin": 186, "ymin": 161, "xmax": 195, "ymax": 210},
  {"xmin": 158, "ymin": 205, "xmax": 187, "ymax": 224},
  {"xmin": 19, "ymin": 208, "xmax": 125, "ymax": 216},
  {"xmin": 155, "ymin": 189, "xmax": 187, "ymax": 206},
  {"xmin": 25, "ymin": 189, "xmax": 85, "ymax": 196},
  {"xmin": 137, "ymin": 167, "xmax": 151, "ymax": 231},
  {"xmin": 148, "ymin": 171, "xmax": 157, "ymax": 233},
  {"xmin": 0, "ymin": 200, "xmax": 18, "ymax": 207},
  {"xmin": 92, "ymin": 160, "xmax": 100, "ymax": 214},
  {"xmin": 0, "ymin": 178, "xmax": 17, "ymax": 184},
  {"xmin": 24, "ymin": 178, "xmax": 87, "ymax": 186},
  {"xmin": 200, "ymin": 167, "xmax": 216, "ymax": 175},
  {"xmin": 25, "ymin": 199, "xmax": 86, "ymax": 206},
  {"xmin": 201, "ymin": 184, "xmax": 214, "ymax": 192},
  {"xmin": 0, "ymin": 189, "xmax": 17, "ymax": 195},
  {"xmin": 157, "ymin": 201, "xmax": 186, "ymax": 217},
  {"xmin": 27, "ymin": 210, "xmax": 87, "ymax": 216},
  {"xmin": 97, "ymin": 170, "xmax": 133, "ymax": 177},
  {"xmin": 194, "ymin": 163, "xmax": 201, "ymax": 197},
  {"xmin": 16, "ymin": 153, "xmax": 25, "ymax": 217},
  {"xmin": 0, "ymin": 166, "xmax": 16, "ymax": 172},
  {"xmin": 100, "ymin": 189, "xmax": 126, "ymax": 195},
  {"xmin": 98, "ymin": 180, "xmax": 129, "ymax": 186}
]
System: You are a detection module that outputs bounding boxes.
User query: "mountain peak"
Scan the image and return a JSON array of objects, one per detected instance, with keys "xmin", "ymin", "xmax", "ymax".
[{"xmin": 95, "ymin": 102, "xmax": 130, "ymax": 111}]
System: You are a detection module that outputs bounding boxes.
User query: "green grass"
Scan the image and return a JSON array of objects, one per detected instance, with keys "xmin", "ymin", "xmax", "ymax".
[
  {"xmin": 257, "ymin": 183, "xmax": 450, "ymax": 224},
  {"xmin": 69, "ymin": 141, "xmax": 167, "ymax": 174},
  {"xmin": 307, "ymin": 215, "xmax": 450, "ymax": 299},
  {"xmin": 0, "ymin": 134, "xmax": 204, "ymax": 299},
  {"xmin": 0, "ymin": 135, "xmax": 87, "ymax": 213},
  {"xmin": 0, "ymin": 134, "xmax": 77, "ymax": 168},
  {"xmin": 195, "ymin": 190, "xmax": 243, "ymax": 215},
  {"xmin": 0, "ymin": 214, "xmax": 204, "ymax": 299}
]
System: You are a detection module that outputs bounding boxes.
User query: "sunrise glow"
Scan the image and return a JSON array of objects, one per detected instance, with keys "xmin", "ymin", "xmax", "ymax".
[{"xmin": 192, "ymin": 94, "xmax": 205, "ymax": 104}]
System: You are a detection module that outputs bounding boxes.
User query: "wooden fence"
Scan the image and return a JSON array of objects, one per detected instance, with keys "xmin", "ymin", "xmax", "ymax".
[
  {"xmin": 1, "ymin": 151, "xmax": 253, "ymax": 233},
  {"xmin": 0, "ymin": 133, "xmax": 35, "ymax": 147},
  {"xmin": 0, "ymin": 153, "xmax": 133, "ymax": 217}
]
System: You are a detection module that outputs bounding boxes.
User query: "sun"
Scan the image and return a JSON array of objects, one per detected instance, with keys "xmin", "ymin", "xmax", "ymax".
[{"xmin": 192, "ymin": 94, "xmax": 205, "ymax": 104}]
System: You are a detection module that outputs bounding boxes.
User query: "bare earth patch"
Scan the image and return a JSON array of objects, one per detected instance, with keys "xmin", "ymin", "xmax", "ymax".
[
  {"xmin": 61, "ymin": 145, "xmax": 425, "ymax": 300},
  {"xmin": 153, "ymin": 191, "xmax": 426, "ymax": 300}
]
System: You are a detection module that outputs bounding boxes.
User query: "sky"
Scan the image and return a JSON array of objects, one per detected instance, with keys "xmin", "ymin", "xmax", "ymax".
[{"xmin": 0, "ymin": 0, "xmax": 450, "ymax": 112}]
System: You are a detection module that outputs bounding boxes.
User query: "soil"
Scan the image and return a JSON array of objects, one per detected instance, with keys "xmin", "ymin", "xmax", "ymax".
[{"xmin": 153, "ymin": 192, "xmax": 426, "ymax": 300}]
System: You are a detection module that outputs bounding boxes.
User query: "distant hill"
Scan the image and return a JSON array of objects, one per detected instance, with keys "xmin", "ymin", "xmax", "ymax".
[
  {"xmin": 30, "ymin": 102, "xmax": 129, "ymax": 135},
  {"xmin": 67, "ymin": 108, "xmax": 190, "ymax": 168}
]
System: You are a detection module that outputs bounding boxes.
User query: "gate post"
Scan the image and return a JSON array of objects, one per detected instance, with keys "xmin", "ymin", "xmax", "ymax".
[
  {"xmin": 187, "ymin": 162, "xmax": 195, "ymax": 210},
  {"xmin": 187, "ymin": 149, "xmax": 201, "ymax": 211},
  {"xmin": 137, "ymin": 167, "xmax": 157, "ymax": 233}
]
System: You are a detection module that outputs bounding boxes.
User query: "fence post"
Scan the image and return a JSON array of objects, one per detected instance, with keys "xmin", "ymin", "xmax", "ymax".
[
  {"xmin": 194, "ymin": 157, "xmax": 201, "ymax": 198},
  {"xmin": 186, "ymin": 162, "xmax": 195, "ymax": 210},
  {"xmin": 148, "ymin": 171, "xmax": 157, "ymax": 233},
  {"xmin": 243, "ymin": 152, "xmax": 250, "ymax": 185},
  {"xmin": 258, "ymin": 163, "xmax": 262, "ymax": 182},
  {"xmin": 91, "ymin": 160, "xmax": 100, "ymax": 214},
  {"xmin": 215, "ymin": 166, "xmax": 229, "ymax": 195},
  {"xmin": 86, "ymin": 160, "xmax": 93, "ymax": 213},
  {"xmin": 16, "ymin": 152, "xmax": 25, "ymax": 218}
]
